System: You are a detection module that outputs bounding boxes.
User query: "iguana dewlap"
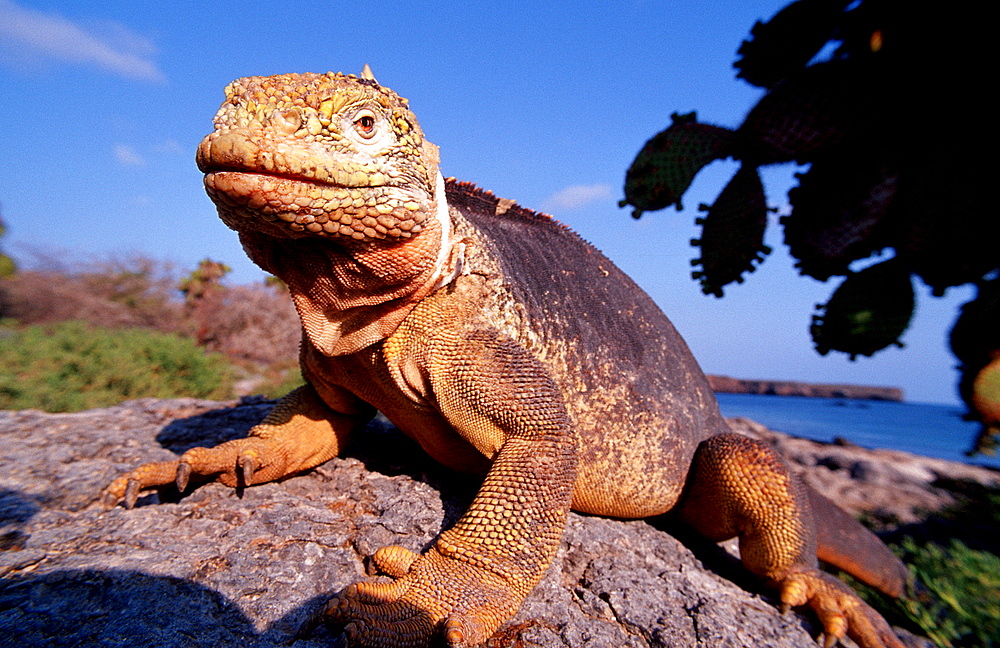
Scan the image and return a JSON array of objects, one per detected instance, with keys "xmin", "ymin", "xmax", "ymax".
[{"xmin": 106, "ymin": 70, "xmax": 909, "ymax": 648}]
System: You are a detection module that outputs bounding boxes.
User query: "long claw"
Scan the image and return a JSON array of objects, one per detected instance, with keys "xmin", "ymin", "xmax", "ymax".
[
  {"xmin": 294, "ymin": 602, "xmax": 325, "ymax": 640},
  {"xmin": 124, "ymin": 479, "xmax": 140, "ymax": 509},
  {"xmin": 822, "ymin": 632, "xmax": 838, "ymax": 648},
  {"xmin": 239, "ymin": 455, "xmax": 255, "ymax": 486},
  {"xmin": 175, "ymin": 462, "xmax": 192, "ymax": 492}
]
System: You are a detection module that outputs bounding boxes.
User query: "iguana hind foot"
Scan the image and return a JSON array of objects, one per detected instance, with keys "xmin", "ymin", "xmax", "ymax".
[
  {"xmin": 675, "ymin": 433, "xmax": 905, "ymax": 648},
  {"xmin": 780, "ymin": 570, "xmax": 905, "ymax": 648}
]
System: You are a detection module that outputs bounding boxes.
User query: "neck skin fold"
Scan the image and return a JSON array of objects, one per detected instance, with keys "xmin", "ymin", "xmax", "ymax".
[{"xmin": 239, "ymin": 171, "xmax": 458, "ymax": 356}]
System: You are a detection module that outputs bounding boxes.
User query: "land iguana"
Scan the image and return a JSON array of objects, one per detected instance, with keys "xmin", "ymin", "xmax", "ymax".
[{"xmin": 105, "ymin": 68, "xmax": 909, "ymax": 648}]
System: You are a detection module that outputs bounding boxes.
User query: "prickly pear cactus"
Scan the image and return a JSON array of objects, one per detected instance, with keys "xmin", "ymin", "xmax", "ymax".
[
  {"xmin": 951, "ymin": 279, "xmax": 1000, "ymax": 455},
  {"xmin": 971, "ymin": 360, "xmax": 1000, "ymax": 454},
  {"xmin": 782, "ymin": 149, "xmax": 896, "ymax": 281},
  {"xmin": 810, "ymin": 259, "xmax": 913, "ymax": 359},
  {"xmin": 622, "ymin": 113, "xmax": 734, "ymax": 218},
  {"xmin": 619, "ymin": 0, "xmax": 996, "ymax": 454},
  {"xmin": 733, "ymin": 0, "xmax": 849, "ymax": 89},
  {"xmin": 737, "ymin": 61, "xmax": 859, "ymax": 164},
  {"xmin": 691, "ymin": 164, "xmax": 771, "ymax": 297}
]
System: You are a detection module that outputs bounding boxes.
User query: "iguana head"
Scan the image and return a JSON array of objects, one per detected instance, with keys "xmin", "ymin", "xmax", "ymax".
[
  {"xmin": 196, "ymin": 71, "xmax": 458, "ymax": 356},
  {"xmin": 196, "ymin": 71, "xmax": 441, "ymax": 242}
]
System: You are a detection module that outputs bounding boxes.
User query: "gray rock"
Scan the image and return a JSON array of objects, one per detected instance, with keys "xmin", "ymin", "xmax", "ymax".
[{"xmin": 0, "ymin": 399, "xmax": 941, "ymax": 647}]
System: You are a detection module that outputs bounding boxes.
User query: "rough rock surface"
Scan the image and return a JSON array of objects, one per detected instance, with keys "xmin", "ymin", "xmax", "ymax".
[{"xmin": 2, "ymin": 398, "xmax": 980, "ymax": 647}]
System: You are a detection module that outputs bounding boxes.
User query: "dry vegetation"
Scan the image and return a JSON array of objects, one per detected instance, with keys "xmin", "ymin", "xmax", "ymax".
[{"xmin": 0, "ymin": 256, "xmax": 302, "ymax": 409}]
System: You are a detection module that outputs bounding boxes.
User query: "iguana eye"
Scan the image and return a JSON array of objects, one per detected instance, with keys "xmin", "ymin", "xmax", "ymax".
[{"xmin": 353, "ymin": 111, "xmax": 377, "ymax": 138}]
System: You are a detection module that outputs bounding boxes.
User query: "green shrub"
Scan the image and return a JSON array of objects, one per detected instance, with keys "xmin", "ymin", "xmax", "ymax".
[
  {"xmin": 254, "ymin": 361, "xmax": 306, "ymax": 399},
  {"xmin": 0, "ymin": 321, "xmax": 234, "ymax": 412},
  {"xmin": 846, "ymin": 482, "xmax": 1000, "ymax": 648},
  {"xmin": 890, "ymin": 538, "xmax": 1000, "ymax": 648}
]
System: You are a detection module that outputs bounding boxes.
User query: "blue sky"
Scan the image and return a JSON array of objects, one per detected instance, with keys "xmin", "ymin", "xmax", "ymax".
[{"xmin": 0, "ymin": 0, "xmax": 974, "ymax": 404}]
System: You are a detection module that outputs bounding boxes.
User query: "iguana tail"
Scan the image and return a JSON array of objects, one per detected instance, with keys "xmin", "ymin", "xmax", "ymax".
[{"xmin": 807, "ymin": 486, "xmax": 908, "ymax": 598}]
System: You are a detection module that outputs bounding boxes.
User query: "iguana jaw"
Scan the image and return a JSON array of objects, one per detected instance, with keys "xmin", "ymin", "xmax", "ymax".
[{"xmin": 200, "ymin": 166, "xmax": 429, "ymax": 241}]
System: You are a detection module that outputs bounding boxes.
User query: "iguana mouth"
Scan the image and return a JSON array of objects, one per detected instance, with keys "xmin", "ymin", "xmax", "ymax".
[
  {"xmin": 201, "ymin": 165, "xmax": 427, "ymax": 241},
  {"xmin": 196, "ymin": 131, "xmax": 394, "ymax": 190},
  {"xmin": 201, "ymin": 164, "xmax": 336, "ymax": 187}
]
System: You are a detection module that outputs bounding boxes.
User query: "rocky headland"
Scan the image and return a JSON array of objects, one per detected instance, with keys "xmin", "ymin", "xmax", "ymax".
[
  {"xmin": 708, "ymin": 375, "xmax": 904, "ymax": 402},
  {"xmin": 2, "ymin": 397, "xmax": 996, "ymax": 647}
]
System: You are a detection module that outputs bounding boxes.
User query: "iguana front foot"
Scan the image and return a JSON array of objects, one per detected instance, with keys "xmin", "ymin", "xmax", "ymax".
[
  {"xmin": 103, "ymin": 385, "xmax": 356, "ymax": 509},
  {"xmin": 779, "ymin": 570, "xmax": 905, "ymax": 648},
  {"xmin": 103, "ymin": 436, "xmax": 290, "ymax": 508},
  {"xmin": 325, "ymin": 542, "xmax": 523, "ymax": 647}
]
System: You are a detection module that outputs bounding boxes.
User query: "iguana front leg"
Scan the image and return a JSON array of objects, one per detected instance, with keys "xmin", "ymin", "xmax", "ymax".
[
  {"xmin": 103, "ymin": 383, "xmax": 367, "ymax": 508},
  {"xmin": 326, "ymin": 329, "xmax": 578, "ymax": 647}
]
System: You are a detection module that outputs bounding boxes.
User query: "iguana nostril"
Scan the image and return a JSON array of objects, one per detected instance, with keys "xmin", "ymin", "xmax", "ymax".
[{"xmin": 270, "ymin": 107, "xmax": 303, "ymax": 135}]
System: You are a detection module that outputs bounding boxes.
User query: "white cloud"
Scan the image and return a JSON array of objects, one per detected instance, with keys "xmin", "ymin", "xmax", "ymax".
[
  {"xmin": 0, "ymin": 0, "xmax": 165, "ymax": 82},
  {"xmin": 541, "ymin": 183, "xmax": 615, "ymax": 211},
  {"xmin": 114, "ymin": 144, "xmax": 145, "ymax": 166},
  {"xmin": 155, "ymin": 139, "xmax": 185, "ymax": 155}
]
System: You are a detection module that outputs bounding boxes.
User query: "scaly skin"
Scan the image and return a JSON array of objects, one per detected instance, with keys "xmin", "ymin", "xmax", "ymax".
[{"xmin": 105, "ymin": 70, "xmax": 908, "ymax": 648}]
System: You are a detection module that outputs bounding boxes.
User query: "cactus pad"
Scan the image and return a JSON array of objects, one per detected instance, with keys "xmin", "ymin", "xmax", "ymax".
[
  {"xmin": 949, "ymin": 279, "xmax": 1000, "ymax": 454},
  {"xmin": 737, "ymin": 62, "xmax": 858, "ymax": 164},
  {"xmin": 810, "ymin": 259, "xmax": 913, "ymax": 359},
  {"xmin": 782, "ymin": 150, "xmax": 896, "ymax": 280},
  {"xmin": 690, "ymin": 164, "xmax": 771, "ymax": 297},
  {"xmin": 622, "ymin": 113, "xmax": 735, "ymax": 218},
  {"xmin": 734, "ymin": 0, "xmax": 850, "ymax": 88}
]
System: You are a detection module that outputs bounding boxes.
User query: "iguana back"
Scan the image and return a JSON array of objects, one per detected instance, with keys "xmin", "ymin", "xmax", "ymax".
[{"xmin": 445, "ymin": 179, "xmax": 728, "ymax": 515}]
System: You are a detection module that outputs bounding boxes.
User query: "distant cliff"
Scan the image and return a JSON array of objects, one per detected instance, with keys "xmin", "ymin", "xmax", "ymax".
[{"xmin": 707, "ymin": 375, "xmax": 904, "ymax": 402}]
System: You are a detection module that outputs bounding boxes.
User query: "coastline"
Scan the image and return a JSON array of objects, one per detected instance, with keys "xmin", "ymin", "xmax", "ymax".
[{"xmin": 708, "ymin": 374, "xmax": 904, "ymax": 402}]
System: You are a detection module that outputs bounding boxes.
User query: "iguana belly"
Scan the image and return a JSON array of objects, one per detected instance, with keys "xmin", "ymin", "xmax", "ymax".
[{"xmin": 304, "ymin": 344, "xmax": 494, "ymax": 475}]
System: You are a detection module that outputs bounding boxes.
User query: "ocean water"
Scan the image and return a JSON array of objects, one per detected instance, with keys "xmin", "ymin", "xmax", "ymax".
[{"xmin": 715, "ymin": 392, "xmax": 1000, "ymax": 470}]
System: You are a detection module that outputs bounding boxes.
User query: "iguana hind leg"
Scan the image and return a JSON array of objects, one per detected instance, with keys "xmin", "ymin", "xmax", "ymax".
[
  {"xmin": 103, "ymin": 384, "xmax": 365, "ymax": 508},
  {"xmin": 674, "ymin": 432, "xmax": 905, "ymax": 648}
]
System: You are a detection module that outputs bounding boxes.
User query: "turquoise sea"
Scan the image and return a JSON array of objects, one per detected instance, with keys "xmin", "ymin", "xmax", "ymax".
[{"xmin": 715, "ymin": 393, "xmax": 1000, "ymax": 470}]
